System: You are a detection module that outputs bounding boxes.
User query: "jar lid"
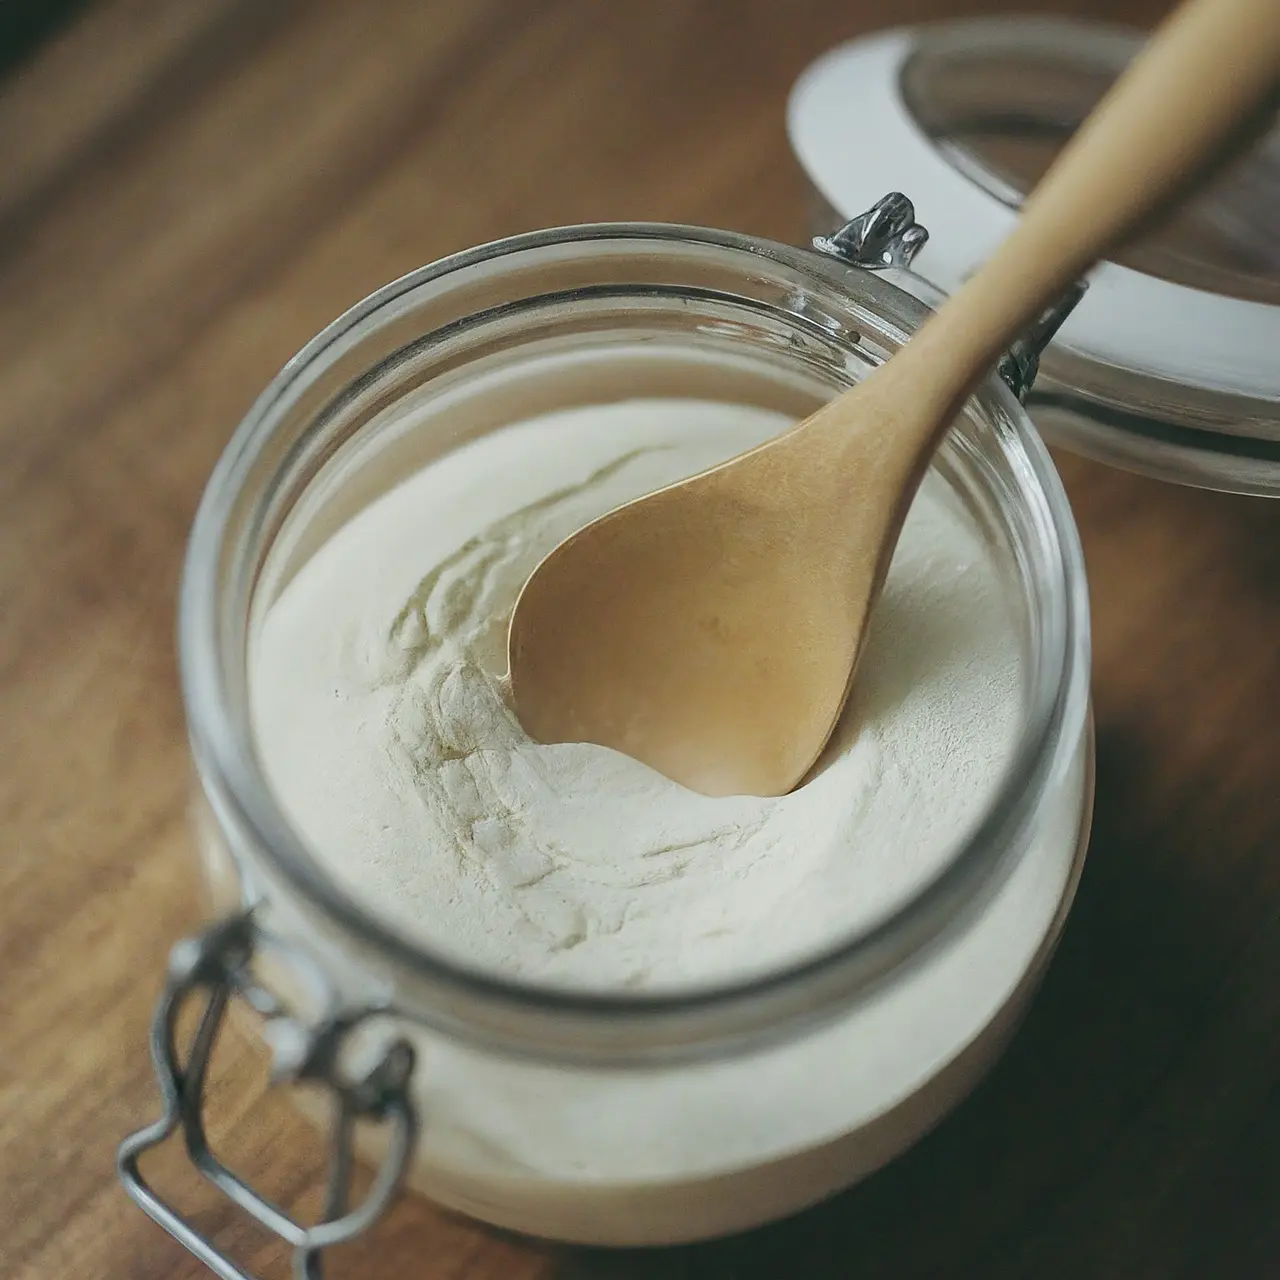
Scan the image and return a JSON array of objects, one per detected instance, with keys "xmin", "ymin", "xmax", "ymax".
[{"xmin": 787, "ymin": 17, "xmax": 1280, "ymax": 494}]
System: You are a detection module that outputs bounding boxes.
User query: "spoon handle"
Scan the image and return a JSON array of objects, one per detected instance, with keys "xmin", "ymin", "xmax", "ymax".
[{"xmin": 888, "ymin": 0, "xmax": 1280, "ymax": 426}]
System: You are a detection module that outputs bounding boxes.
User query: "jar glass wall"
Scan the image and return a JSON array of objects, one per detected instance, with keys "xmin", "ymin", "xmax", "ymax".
[{"xmin": 171, "ymin": 224, "xmax": 1092, "ymax": 1247}]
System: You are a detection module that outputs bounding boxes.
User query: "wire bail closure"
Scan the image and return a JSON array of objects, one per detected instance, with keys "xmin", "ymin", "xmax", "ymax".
[{"xmin": 117, "ymin": 913, "xmax": 418, "ymax": 1280}]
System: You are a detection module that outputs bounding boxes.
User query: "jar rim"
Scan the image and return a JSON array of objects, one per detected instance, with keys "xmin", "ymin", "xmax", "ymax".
[{"xmin": 180, "ymin": 222, "xmax": 1092, "ymax": 1063}]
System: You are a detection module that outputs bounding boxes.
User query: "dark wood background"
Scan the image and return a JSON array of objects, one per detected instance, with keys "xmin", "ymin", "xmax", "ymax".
[{"xmin": 2, "ymin": 1, "xmax": 1278, "ymax": 1277}]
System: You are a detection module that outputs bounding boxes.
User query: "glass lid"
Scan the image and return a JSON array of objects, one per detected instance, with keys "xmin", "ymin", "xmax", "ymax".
[{"xmin": 788, "ymin": 17, "xmax": 1280, "ymax": 495}]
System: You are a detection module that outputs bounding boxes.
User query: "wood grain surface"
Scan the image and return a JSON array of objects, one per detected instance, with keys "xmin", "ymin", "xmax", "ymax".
[{"xmin": 2, "ymin": 2, "xmax": 1278, "ymax": 1277}]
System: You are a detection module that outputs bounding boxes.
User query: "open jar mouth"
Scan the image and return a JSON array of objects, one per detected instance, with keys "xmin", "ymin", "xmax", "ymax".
[{"xmin": 180, "ymin": 222, "xmax": 1091, "ymax": 1065}]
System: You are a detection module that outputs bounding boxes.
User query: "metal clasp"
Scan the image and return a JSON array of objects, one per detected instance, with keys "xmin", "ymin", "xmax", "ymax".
[
  {"xmin": 117, "ymin": 914, "xmax": 418, "ymax": 1280},
  {"xmin": 811, "ymin": 192, "xmax": 929, "ymax": 270},
  {"xmin": 996, "ymin": 280, "xmax": 1088, "ymax": 401},
  {"xmin": 812, "ymin": 192, "xmax": 1086, "ymax": 401}
]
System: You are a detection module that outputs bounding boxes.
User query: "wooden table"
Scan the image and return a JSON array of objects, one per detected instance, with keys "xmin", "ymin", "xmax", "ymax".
[{"xmin": 3, "ymin": 1, "xmax": 1277, "ymax": 1276}]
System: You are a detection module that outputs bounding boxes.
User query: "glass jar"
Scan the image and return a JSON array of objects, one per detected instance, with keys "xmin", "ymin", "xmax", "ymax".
[
  {"xmin": 789, "ymin": 17, "xmax": 1280, "ymax": 495},
  {"xmin": 119, "ymin": 208, "xmax": 1093, "ymax": 1275}
]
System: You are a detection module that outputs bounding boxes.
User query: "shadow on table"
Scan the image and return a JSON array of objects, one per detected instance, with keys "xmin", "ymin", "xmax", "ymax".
[{"xmin": 0, "ymin": 0, "xmax": 88, "ymax": 78}]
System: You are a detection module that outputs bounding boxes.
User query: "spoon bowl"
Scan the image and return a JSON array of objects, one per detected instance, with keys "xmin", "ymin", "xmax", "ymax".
[{"xmin": 508, "ymin": 422, "xmax": 887, "ymax": 797}]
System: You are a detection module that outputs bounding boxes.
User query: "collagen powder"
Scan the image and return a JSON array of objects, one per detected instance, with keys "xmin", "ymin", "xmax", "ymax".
[
  {"xmin": 254, "ymin": 399, "xmax": 1022, "ymax": 987},
  {"xmin": 249, "ymin": 394, "xmax": 1086, "ymax": 1243}
]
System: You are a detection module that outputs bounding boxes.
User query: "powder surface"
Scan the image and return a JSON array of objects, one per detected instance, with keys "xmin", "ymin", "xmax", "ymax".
[{"xmin": 252, "ymin": 399, "xmax": 1022, "ymax": 991}]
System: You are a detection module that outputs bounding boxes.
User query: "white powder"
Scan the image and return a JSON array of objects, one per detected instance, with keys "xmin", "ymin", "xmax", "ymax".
[
  {"xmin": 248, "ymin": 394, "xmax": 1089, "ymax": 1244},
  {"xmin": 253, "ymin": 399, "xmax": 1021, "ymax": 991}
]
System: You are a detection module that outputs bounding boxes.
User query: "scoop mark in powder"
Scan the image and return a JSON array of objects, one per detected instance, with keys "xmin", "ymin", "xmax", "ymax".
[{"xmin": 253, "ymin": 400, "xmax": 1021, "ymax": 990}]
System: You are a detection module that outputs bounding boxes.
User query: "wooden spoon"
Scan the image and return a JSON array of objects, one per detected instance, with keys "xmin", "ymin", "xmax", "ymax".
[{"xmin": 508, "ymin": 0, "xmax": 1280, "ymax": 798}]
